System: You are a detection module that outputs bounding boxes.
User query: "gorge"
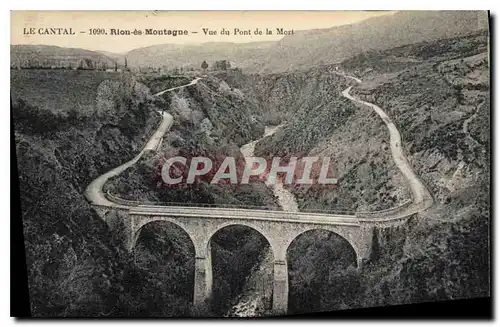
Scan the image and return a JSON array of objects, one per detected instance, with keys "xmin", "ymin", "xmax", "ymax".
[{"xmin": 11, "ymin": 18, "xmax": 490, "ymax": 317}]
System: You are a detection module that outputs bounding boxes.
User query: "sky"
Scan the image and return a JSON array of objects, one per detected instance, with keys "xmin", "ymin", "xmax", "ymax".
[{"xmin": 11, "ymin": 11, "xmax": 396, "ymax": 53}]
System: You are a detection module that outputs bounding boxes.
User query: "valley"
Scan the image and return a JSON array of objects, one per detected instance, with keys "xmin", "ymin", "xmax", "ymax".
[{"xmin": 11, "ymin": 11, "xmax": 490, "ymax": 318}]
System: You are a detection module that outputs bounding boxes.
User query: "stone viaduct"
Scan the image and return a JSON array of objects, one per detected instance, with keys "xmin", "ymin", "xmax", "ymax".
[
  {"xmin": 91, "ymin": 200, "xmax": 411, "ymax": 315},
  {"xmin": 85, "ymin": 76, "xmax": 432, "ymax": 316}
]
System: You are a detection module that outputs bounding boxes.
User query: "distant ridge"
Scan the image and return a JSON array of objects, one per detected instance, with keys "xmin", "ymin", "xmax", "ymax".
[
  {"xmin": 11, "ymin": 11, "xmax": 489, "ymax": 73},
  {"xmin": 124, "ymin": 11, "xmax": 488, "ymax": 73},
  {"xmin": 11, "ymin": 44, "xmax": 116, "ymax": 70}
]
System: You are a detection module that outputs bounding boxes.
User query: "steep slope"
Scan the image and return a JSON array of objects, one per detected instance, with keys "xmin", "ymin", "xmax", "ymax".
[
  {"xmin": 11, "ymin": 70, "xmax": 192, "ymax": 316},
  {"xmin": 336, "ymin": 31, "xmax": 490, "ymax": 310},
  {"xmin": 222, "ymin": 67, "xmax": 412, "ymax": 212},
  {"xmin": 220, "ymin": 30, "xmax": 490, "ymax": 314},
  {"xmin": 105, "ymin": 75, "xmax": 278, "ymax": 209},
  {"xmin": 258, "ymin": 10, "xmax": 488, "ymax": 73}
]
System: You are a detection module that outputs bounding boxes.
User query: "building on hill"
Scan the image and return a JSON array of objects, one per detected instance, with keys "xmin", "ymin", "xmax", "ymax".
[{"xmin": 212, "ymin": 60, "xmax": 231, "ymax": 71}]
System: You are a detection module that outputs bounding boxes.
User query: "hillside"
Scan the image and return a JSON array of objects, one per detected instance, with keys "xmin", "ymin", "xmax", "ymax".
[
  {"xmin": 12, "ymin": 70, "xmax": 167, "ymax": 316},
  {"xmin": 258, "ymin": 10, "xmax": 488, "ymax": 73},
  {"xmin": 217, "ymin": 66, "xmax": 411, "ymax": 213},
  {"xmin": 104, "ymin": 75, "xmax": 279, "ymax": 210},
  {"xmin": 12, "ymin": 70, "xmax": 278, "ymax": 316},
  {"xmin": 11, "ymin": 11, "xmax": 487, "ymax": 74},
  {"xmin": 11, "ymin": 13, "xmax": 490, "ymax": 317},
  {"xmin": 125, "ymin": 41, "xmax": 275, "ymax": 71},
  {"xmin": 11, "ymin": 44, "xmax": 116, "ymax": 69},
  {"xmin": 124, "ymin": 11, "xmax": 487, "ymax": 73},
  {"xmin": 11, "ymin": 70, "xmax": 127, "ymax": 115},
  {"xmin": 217, "ymin": 30, "xmax": 490, "ymax": 314},
  {"xmin": 97, "ymin": 50, "xmax": 127, "ymax": 65},
  {"xmin": 339, "ymin": 30, "xmax": 490, "ymax": 312}
]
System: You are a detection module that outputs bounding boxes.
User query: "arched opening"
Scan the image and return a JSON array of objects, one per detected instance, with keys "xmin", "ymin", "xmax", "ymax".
[
  {"xmin": 129, "ymin": 221, "xmax": 195, "ymax": 317},
  {"xmin": 286, "ymin": 229, "xmax": 358, "ymax": 315},
  {"xmin": 208, "ymin": 224, "xmax": 274, "ymax": 317}
]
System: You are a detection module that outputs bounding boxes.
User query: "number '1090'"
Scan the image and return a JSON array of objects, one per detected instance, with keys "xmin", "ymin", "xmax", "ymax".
[{"xmin": 88, "ymin": 28, "xmax": 106, "ymax": 35}]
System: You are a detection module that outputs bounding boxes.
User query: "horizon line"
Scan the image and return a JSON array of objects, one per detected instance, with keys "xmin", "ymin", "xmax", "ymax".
[{"xmin": 11, "ymin": 11, "xmax": 398, "ymax": 54}]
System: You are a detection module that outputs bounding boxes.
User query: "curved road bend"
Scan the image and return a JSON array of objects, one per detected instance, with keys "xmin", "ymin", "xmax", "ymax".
[
  {"xmin": 84, "ymin": 78, "xmax": 201, "ymax": 207},
  {"xmin": 153, "ymin": 77, "xmax": 202, "ymax": 96},
  {"xmin": 339, "ymin": 73, "xmax": 433, "ymax": 215},
  {"xmin": 86, "ymin": 73, "xmax": 432, "ymax": 222}
]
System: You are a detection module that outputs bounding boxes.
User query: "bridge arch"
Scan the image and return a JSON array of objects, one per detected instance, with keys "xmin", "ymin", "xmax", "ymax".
[
  {"xmin": 285, "ymin": 228, "xmax": 359, "ymax": 314},
  {"xmin": 206, "ymin": 222, "xmax": 276, "ymax": 315},
  {"xmin": 205, "ymin": 221, "xmax": 278, "ymax": 259},
  {"xmin": 284, "ymin": 227, "xmax": 361, "ymax": 268},
  {"xmin": 117, "ymin": 214, "xmax": 372, "ymax": 315},
  {"xmin": 131, "ymin": 219, "xmax": 197, "ymax": 312},
  {"xmin": 132, "ymin": 216, "xmax": 196, "ymax": 253}
]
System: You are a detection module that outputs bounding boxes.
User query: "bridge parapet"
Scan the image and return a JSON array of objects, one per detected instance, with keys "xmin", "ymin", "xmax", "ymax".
[
  {"xmin": 105, "ymin": 190, "xmax": 359, "ymax": 215},
  {"xmin": 105, "ymin": 191, "xmax": 141, "ymax": 206},
  {"xmin": 101, "ymin": 190, "xmax": 418, "ymax": 234},
  {"xmin": 358, "ymin": 216, "xmax": 411, "ymax": 229},
  {"xmin": 355, "ymin": 198, "xmax": 413, "ymax": 219},
  {"xmin": 104, "ymin": 190, "xmax": 425, "ymax": 221},
  {"xmin": 90, "ymin": 202, "xmax": 129, "ymax": 211}
]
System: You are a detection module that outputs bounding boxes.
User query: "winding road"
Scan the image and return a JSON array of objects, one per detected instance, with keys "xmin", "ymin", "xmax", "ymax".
[
  {"xmin": 339, "ymin": 73, "xmax": 433, "ymax": 217},
  {"xmin": 82, "ymin": 72, "xmax": 436, "ymax": 318},
  {"xmin": 85, "ymin": 73, "xmax": 433, "ymax": 223},
  {"xmin": 153, "ymin": 77, "xmax": 202, "ymax": 96},
  {"xmin": 84, "ymin": 78, "xmax": 201, "ymax": 208}
]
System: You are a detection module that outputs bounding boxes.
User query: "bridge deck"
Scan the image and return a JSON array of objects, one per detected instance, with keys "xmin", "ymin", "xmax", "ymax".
[{"xmin": 129, "ymin": 205, "xmax": 360, "ymax": 226}]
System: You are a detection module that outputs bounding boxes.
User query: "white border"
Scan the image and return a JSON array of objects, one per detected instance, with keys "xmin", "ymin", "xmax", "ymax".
[{"xmin": 2, "ymin": 1, "xmax": 496, "ymax": 326}]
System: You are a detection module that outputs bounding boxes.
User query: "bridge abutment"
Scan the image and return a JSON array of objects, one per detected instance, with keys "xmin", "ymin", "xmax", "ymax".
[{"xmin": 91, "ymin": 206, "xmax": 138, "ymax": 251}]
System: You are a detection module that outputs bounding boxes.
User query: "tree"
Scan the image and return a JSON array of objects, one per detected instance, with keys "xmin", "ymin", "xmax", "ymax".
[{"xmin": 201, "ymin": 61, "xmax": 208, "ymax": 71}]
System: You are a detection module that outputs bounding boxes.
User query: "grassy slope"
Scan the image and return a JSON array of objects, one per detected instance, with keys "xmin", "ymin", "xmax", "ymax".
[
  {"xmin": 12, "ymin": 70, "xmax": 202, "ymax": 317},
  {"xmin": 106, "ymin": 76, "xmax": 279, "ymax": 209},
  {"xmin": 237, "ymin": 66, "xmax": 411, "ymax": 212},
  {"xmin": 325, "ymin": 30, "xmax": 490, "ymax": 311},
  {"xmin": 12, "ymin": 29, "xmax": 490, "ymax": 316},
  {"xmin": 11, "ymin": 44, "xmax": 116, "ymax": 69},
  {"xmin": 11, "ymin": 70, "xmax": 124, "ymax": 115},
  {"xmin": 223, "ymin": 31, "xmax": 490, "ymax": 314}
]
